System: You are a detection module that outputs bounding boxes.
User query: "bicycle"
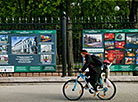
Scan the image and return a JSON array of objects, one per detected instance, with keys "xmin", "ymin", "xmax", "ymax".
[{"xmin": 62, "ymin": 67, "xmax": 116, "ymax": 101}]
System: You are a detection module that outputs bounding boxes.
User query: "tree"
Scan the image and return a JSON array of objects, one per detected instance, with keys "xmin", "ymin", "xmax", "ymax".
[{"xmin": 66, "ymin": 0, "xmax": 74, "ymax": 76}]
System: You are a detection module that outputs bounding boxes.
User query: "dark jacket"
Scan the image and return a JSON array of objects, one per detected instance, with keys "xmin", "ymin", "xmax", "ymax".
[{"xmin": 82, "ymin": 55, "xmax": 101, "ymax": 74}]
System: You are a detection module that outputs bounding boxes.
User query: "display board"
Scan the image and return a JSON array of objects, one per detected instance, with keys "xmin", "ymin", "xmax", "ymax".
[
  {"xmin": 0, "ymin": 30, "xmax": 56, "ymax": 72},
  {"xmin": 83, "ymin": 29, "xmax": 138, "ymax": 71}
]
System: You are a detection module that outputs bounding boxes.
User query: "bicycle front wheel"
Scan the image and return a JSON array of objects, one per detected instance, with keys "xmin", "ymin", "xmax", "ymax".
[
  {"xmin": 97, "ymin": 79, "xmax": 116, "ymax": 100},
  {"xmin": 63, "ymin": 80, "xmax": 84, "ymax": 101}
]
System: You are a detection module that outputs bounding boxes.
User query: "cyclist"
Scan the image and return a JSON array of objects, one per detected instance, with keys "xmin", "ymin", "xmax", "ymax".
[{"xmin": 79, "ymin": 50, "xmax": 102, "ymax": 96}]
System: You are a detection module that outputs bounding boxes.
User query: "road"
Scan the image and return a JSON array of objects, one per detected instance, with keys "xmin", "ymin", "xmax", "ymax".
[{"xmin": 0, "ymin": 82, "xmax": 138, "ymax": 102}]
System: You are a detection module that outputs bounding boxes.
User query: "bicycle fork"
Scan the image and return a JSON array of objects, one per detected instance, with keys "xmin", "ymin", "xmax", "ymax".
[{"xmin": 72, "ymin": 76, "xmax": 80, "ymax": 91}]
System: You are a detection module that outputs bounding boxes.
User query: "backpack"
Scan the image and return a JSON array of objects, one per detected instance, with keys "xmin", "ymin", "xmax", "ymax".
[{"xmin": 91, "ymin": 55, "xmax": 103, "ymax": 67}]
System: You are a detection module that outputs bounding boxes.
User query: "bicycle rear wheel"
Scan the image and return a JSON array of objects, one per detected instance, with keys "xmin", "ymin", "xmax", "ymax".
[
  {"xmin": 63, "ymin": 80, "xmax": 84, "ymax": 101},
  {"xmin": 97, "ymin": 79, "xmax": 116, "ymax": 100}
]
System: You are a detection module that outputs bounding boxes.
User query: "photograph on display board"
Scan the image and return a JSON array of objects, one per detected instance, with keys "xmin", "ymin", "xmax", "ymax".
[
  {"xmin": 0, "ymin": 55, "xmax": 8, "ymax": 63},
  {"xmin": 11, "ymin": 36, "xmax": 38, "ymax": 54},
  {"xmin": 41, "ymin": 45, "xmax": 52, "ymax": 52},
  {"xmin": 126, "ymin": 34, "xmax": 138, "ymax": 48},
  {"xmin": 135, "ymin": 49, "xmax": 138, "ymax": 56},
  {"xmin": 89, "ymin": 52, "xmax": 103, "ymax": 60},
  {"xmin": 105, "ymin": 50, "xmax": 124, "ymax": 64},
  {"xmin": 125, "ymin": 49, "xmax": 135, "ymax": 57},
  {"xmin": 115, "ymin": 33, "xmax": 125, "ymax": 41},
  {"xmin": 0, "ymin": 45, "xmax": 8, "ymax": 54},
  {"xmin": 104, "ymin": 33, "xmax": 115, "ymax": 41},
  {"xmin": 0, "ymin": 35, "xmax": 8, "ymax": 44},
  {"xmin": 84, "ymin": 34, "xmax": 102, "ymax": 47},
  {"xmin": 136, "ymin": 57, "xmax": 138, "ymax": 64},
  {"xmin": 41, "ymin": 35, "xmax": 52, "ymax": 42},
  {"xmin": 125, "ymin": 57, "xmax": 135, "ymax": 64},
  {"xmin": 115, "ymin": 41, "xmax": 125, "ymax": 49},
  {"xmin": 41, "ymin": 55, "xmax": 52, "ymax": 63},
  {"xmin": 104, "ymin": 41, "xmax": 114, "ymax": 49}
]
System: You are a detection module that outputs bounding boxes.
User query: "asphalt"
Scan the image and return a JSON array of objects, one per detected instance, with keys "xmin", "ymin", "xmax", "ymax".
[{"xmin": 0, "ymin": 76, "xmax": 138, "ymax": 83}]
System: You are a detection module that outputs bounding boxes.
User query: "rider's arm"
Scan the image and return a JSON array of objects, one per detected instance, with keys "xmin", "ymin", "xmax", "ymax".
[{"xmin": 81, "ymin": 55, "xmax": 91, "ymax": 72}]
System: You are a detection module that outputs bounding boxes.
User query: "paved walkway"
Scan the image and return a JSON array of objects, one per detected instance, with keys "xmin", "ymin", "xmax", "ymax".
[
  {"xmin": 0, "ymin": 76, "xmax": 138, "ymax": 83},
  {"xmin": 0, "ymin": 82, "xmax": 138, "ymax": 102}
]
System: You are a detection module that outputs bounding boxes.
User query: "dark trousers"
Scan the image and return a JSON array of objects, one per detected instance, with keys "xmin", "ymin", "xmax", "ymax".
[{"xmin": 85, "ymin": 72, "xmax": 100, "ymax": 91}]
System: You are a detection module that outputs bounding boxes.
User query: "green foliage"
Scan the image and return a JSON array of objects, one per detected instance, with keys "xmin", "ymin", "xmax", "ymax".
[
  {"xmin": 0, "ymin": 1, "xmax": 129, "ymax": 16},
  {"xmin": 72, "ymin": 0, "xmax": 130, "ymax": 22},
  {"xmin": 0, "ymin": 0, "xmax": 130, "ymax": 21}
]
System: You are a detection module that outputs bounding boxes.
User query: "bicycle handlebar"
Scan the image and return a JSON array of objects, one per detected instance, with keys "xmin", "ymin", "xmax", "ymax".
[{"xmin": 73, "ymin": 68, "xmax": 82, "ymax": 73}]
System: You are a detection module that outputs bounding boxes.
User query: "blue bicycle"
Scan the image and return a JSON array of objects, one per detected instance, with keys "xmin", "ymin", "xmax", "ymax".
[{"xmin": 63, "ymin": 69, "xmax": 116, "ymax": 101}]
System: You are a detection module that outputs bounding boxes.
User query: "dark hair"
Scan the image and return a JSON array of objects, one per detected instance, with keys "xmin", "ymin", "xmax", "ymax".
[
  {"xmin": 80, "ymin": 50, "xmax": 89, "ymax": 55},
  {"xmin": 80, "ymin": 50, "xmax": 88, "ymax": 53}
]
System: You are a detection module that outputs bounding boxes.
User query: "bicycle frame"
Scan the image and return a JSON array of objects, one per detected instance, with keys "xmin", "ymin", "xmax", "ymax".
[
  {"xmin": 73, "ymin": 73, "xmax": 94, "ymax": 92},
  {"xmin": 73, "ymin": 72, "xmax": 108, "ymax": 93},
  {"xmin": 72, "ymin": 62, "xmax": 113, "ymax": 92}
]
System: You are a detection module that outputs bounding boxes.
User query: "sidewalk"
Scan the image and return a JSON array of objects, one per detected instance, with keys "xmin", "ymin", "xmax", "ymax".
[{"xmin": 0, "ymin": 76, "xmax": 138, "ymax": 83}]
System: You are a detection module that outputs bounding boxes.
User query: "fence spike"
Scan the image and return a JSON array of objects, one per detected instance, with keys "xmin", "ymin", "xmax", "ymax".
[
  {"xmin": 114, "ymin": 16, "xmax": 116, "ymax": 22},
  {"xmin": 25, "ymin": 17, "xmax": 27, "ymax": 23},
  {"xmin": 75, "ymin": 17, "xmax": 76, "ymax": 23},
  {"xmin": 101, "ymin": 16, "xmax": 103, "ymax": 22},
  {"xmin": 134, "ymin": 16, "xmax": 136, "ymax": 22},
  {"xmin": 88, "ymin": 17, "xmax": 90, "ymax": 22},
  {"xmin": 120, "ymin": 16, "xmax": 122, "ymax": 22},
  {"xmin": 68, "ymin": 17, "xmax": 71, "ymax": 23},
  {"xmin": 38, "ymin": 17, "xmax": 40, "ymax": 23},
  {"xmin": 81, "ymin": 17, "xmax": 83, "ymax": 23},
  {"xmin": 32, "ymin": 17, "xmax": 34, "ymax": 23},
  {"xmin": 94, "ymin": 16, "xmax": 96, "ymax": 22},
  {"xmin": 127, "ymin": 16, "xmax": 129, "ymax": 22},
  {"xmin": 58, "ymin": 17, "xmax": 60, "ymax": 23},
  {"xmin": 51, "ymin": 17, "xmax": 53, "ymax": 23},
  {"xmin": 12, "ymin": 17, "xmax": 14, "ymax": 23},
  {"xmin": 19, "ymin": 17, "xmax": 21, "ymax": 23},
  {"xmin": 6, "ymin": 17, "xmax": 8, "ymax": 23},
  {"xmin": 107, "ymin": 16, "xmax": 110, "ymax": 22},
  {"xmin": 45, "ymin": 17, "xmax": 47, "ymax": 23},
  {"xmin": 68, "ymin": 16, "xmax": 70, "ymax": 20}
]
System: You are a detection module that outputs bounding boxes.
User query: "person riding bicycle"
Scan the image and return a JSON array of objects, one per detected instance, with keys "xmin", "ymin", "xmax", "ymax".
[{"xmin": 79, "ymin": 50, "xmax": 102, "ymax": 96}]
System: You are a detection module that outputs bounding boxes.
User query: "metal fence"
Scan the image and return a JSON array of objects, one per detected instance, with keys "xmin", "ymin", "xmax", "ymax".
[{"xmin": 0, "ymin": 15, "xmax": 137, "ymax": 77}]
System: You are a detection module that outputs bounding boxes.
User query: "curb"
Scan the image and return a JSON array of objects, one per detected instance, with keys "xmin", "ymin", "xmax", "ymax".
[{"xmin": 0, "ymin": 76, "xmax": 138, "ymax": 83}]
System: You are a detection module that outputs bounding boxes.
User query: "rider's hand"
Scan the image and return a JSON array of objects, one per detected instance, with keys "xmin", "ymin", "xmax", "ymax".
[{"xmin": 79, "ymin": 69, "xmax": 82, "ymax": 73}]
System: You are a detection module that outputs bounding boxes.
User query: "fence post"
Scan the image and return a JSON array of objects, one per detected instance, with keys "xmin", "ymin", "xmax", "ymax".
[{"xmin": 62, "ymin": 12, "xmax": 67, "ymax": 77}]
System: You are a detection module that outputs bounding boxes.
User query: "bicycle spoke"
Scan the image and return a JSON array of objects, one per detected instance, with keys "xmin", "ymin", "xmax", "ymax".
[
  {"xmin": 97, "ymin": 79, "xmax": 116, "ymax": 100},
  {"xmin": 63, "ymin": 80, "xmax": 84, "ymax": 101}
]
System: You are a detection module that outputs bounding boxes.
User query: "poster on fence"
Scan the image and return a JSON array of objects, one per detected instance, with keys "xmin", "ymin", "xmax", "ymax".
[
  {"xmin": 83, "ymin": 29, "xmax": 138, "ymax": 71},
  {"xmin": 0, "ymin": 30, "xmax": 56, "ymax": 72}
]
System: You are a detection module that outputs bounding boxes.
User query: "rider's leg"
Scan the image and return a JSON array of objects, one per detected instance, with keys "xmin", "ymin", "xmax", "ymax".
[
  {"xmin": 89, "ymin": 73, "xmax": 99, "ymax": 91},
  {"xmin": 90, "ymin": 73, "xmax": 100, "ymax": 96}
]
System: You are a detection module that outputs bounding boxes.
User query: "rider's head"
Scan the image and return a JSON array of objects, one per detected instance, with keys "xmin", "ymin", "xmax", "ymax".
[{"xmin": 80, "ymin": 50, "xmax": 89, "ymax": 57}]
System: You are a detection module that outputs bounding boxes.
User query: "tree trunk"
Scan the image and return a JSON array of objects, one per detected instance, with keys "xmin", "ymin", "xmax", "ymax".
[
  {"xmin": 17, "ymin": 0, "xmax": 22, "ymax": 17},
  {"xmin": 66, "ymin": 0, "xmax": 74, "ymax": 76}
]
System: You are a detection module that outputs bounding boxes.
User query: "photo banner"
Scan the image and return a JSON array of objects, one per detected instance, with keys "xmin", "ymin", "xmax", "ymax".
[
  {"xmin": 83, "ymin": 29, "xmax": 138, "ymax": 71},
  {"xmin": 0, "ymin": 30, "xmax": 56, "ymax": 72}
]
